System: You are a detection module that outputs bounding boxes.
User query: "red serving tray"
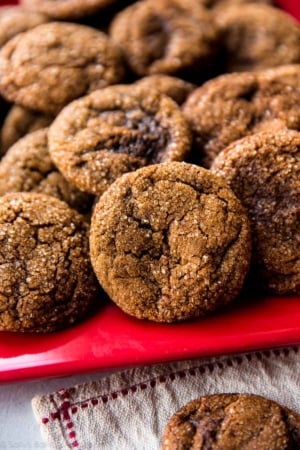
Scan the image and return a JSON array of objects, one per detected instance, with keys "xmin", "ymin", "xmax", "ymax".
[{"xmin": 0, "ymin": 0, "xmax": 299, "ymax": 383}]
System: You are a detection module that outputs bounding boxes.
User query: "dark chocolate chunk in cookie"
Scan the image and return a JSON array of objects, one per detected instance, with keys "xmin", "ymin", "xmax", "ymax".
[
  {"xmin": 0, "ymin": 22, "xmax": 127, "ymax": 114},
  {"xmin": 0, "ymin": 192, "xmax": 99, "ymax": 333},
  {"xmin": 110, "ymin": 0, "xmax": 220, "ymax": 79},
  {"xmin": 161, "ymin": 393, "xmax": 300, "ymax": 449},
  {"xmin": 211, "ymin": 129, "xmax": 300, "ymax": 295},
  {"xmin": 90, "ymin": 162, "xmax": 251, "ymax": 322},
  {"xmin": 48, "ymin": 85, "xmax": 192, "ymax": 196}
]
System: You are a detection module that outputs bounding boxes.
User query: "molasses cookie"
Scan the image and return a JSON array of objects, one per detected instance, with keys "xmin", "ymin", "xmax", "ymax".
[
  {"xmin": 213, "ymin": 4, "xmax": 300, "ymax": 72},
  {"xmin": 0, "ymin": 192, "xmax": 99, "ymax": 333},
  {"xmin": 161, "ymin": 393, "xmax": 300, "ymax": 449},
  {"xmin": 21, "ymin": 0, "xmax": 121, "ymax": 20},
  {"xmin": 183, "ymin": 68, "xmax": 300, "ymax": 167},
  {"xmin": 211, "ymin": 129, "xmax": 300, "ymax": 295},
  {"xmin": 109, "ymin": 0, "xmax": 220, "ymax": 79},
  {"xmin": 0, "ymin": 128, "xmax": 92, "ymax": 215},
  {"xmin": 90, "ymin": 162, "xmax": 251, "ymax": 322},
  {"xmin": 0, "ymin": 6, "xmax": 49, "ymax": 49},
  {"xmin": 48, "ymin": 85, "xmax": 192, "ymax": 196},
  {"xmin": 134, "ymin": 75, "xmax": 196, "ymax": 105},
  {"xmin": 1, "ymin": 105, "xmax": 53, "ymax": 155},
  {"xmin": 0, "ymin": 22, "xmax": 126, "ymax": 115}
]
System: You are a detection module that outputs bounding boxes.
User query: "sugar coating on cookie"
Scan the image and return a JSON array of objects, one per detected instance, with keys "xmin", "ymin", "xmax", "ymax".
[
  {"xmin": 134, "ymin": 75, "xmax": 196, "ymax": 105},
  {"xmin": 0, "ymin": 192, "xmax": 99, "ymax": 333},
  {"xmin": 183, "ymin": 66, "xmax": 300, "ymax": 167},
  {"xmin": 90, "ymin": 162, "xmax": 251, "ymax": 322},
  {"xmin": 0, "ymin": 22, "xmax": 126, "ymax": 114},
  {"xmin": 161, "ymin": 393, "xmax": 300, "ymax": 449},
  {"xmin": 211, "ymin": 129, "xmax": 300, "ymax": 295},
  {"xmin": 109, "ymin": 0, "xmax": 220, "ymax": 78},
  {"xmin": 48, "ymin": 85, "xmax": 192, "ymax": 196},
  {"xmin": 0, "ymin": 128, "xmax": 92, "ymax": 214}
]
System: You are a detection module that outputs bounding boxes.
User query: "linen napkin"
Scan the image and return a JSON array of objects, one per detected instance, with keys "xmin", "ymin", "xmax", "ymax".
[{"xmin": 32, "ymin": 346, "xmax": 300, "ymax": 450}]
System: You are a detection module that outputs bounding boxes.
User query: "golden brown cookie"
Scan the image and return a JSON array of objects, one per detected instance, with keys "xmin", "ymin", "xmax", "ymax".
[
  {"xmin": 211, "ymin": 129, "xmax": 300, "ymax": 295},
  {"xmin": 48, "ymin": 85, "xmax": 192, "ymax": 196},
  {"xmin": 0, "ymin": 22, "xmax": 126, "ymax": 115},
  {"xmin": 90, "ymin": 162, "xmax": 251, "ymax": 322},
  {"xmin": 183, "ymin": 66, "xmax": 300, "ymax": 167},
  {"xmin": 0, "ymin": 192, "xmax": 100, "ymax": 333},
  {"xmin": 0, "ymin": 128, "xmax": 92, "ymax": 215},
  {"xmin": 109, "ymin": 0, "xmax": 220, "ymax": 79},
  {"xmin": 0, "ymin": 6, "xmax": 49, "ymax": 48},
  {"xmin": 213, "ymin": 4, "xmax": 300, "ymax": 72},
  {"xmin": 161, "ymin": 394, "xmax": 300, "ymax": 449},
  {"xmin": 134, "ymin": 75, "xmax": 196, "ymax": 105},
  {"xmin": 21, "ymin": 0, "xmax": 123, "ymax": 20},
  {"xmin": 1, "ymin": 105, "xmax": 53, "ymax": 155}
]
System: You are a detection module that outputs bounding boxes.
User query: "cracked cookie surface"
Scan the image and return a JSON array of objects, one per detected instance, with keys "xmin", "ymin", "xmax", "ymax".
[
  {"xmin": 0, "ymin": 128, "xmax": 92, "ymax": 215},
  {"xmin": 211, "ymin": 129, "xmax": 300, "ymax": 295},
  {"xmin": 90, "ymin": 162, "xmax": 251, "ymax": 322},
  {"xmin": 161, "ymin": 393, "xmax": 300, "ymax": 449},
  {"xmin": 0, "ymin": 192, "xmax": 99, "ymax": 332},
  {"xmin": 48, "ymin": 85, "xmax": 192, "ymax": 196},
  {"xmin": 0, "ymin": 21, "xmax": 126, "ymax": 115},
  {"xmin": 183, "ymin": 65, "xmax": 300, "ymax": 167}
]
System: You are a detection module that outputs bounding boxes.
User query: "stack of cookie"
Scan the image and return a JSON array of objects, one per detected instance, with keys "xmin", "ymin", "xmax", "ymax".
[{"xmin": 0, "ymin": 0, "xmax": 298, "ymax": 332}]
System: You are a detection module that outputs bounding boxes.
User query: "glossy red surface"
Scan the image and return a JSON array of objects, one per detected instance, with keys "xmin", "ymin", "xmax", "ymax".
[
  {"xmin": 276, "ymin": 0, "xmax": 300, "ymax": 21},
  {"xmin": 0, "ymin": 295, "xmax": 299, "ymax": 382},
  {"xmin": 0, "ymin": 0, "xmax": 299, "ymax": 382}
]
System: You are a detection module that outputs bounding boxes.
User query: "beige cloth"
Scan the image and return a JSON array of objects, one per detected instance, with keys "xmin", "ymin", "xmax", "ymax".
[{"xmin": 32, "ymin": 347, "xmax": 300, "ymax": 450}]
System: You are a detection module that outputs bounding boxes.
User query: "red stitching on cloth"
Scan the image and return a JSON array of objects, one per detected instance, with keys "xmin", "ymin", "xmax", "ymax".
[
  {"xmin": 57, "ymin": 390, "xmax": 80, "ymax": 449},
  {"xmin": 40, "ymin": 347, "xmax": 299, "ymax": 449}
]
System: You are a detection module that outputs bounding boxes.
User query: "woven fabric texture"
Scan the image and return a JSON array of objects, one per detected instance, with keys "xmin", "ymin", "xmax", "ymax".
[{"xmin": 32, "ymin": 347, "xmax": 300, "ymax": 450}]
